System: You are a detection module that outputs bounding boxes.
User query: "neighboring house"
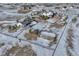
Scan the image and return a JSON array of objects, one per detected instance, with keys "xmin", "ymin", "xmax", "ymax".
[
  {"xmin": 29, "ymin": 21, "xmax": 37, "ymax": 27},
  {"xmin": 31, "ymin": 22, "xmax": 48, "ymax": 31},
  {"xmin": 42, "ymin": 11, "xmax": 58, "ymax": 18},
  {"xmin": 21, "ymin": 18, "xmax": 33, "ymax": 27}
]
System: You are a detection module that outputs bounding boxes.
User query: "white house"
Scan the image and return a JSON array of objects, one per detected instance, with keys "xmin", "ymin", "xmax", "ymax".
[{"xmin": 42, "ymin": 12, "xmax": 53, "ymax": 17}]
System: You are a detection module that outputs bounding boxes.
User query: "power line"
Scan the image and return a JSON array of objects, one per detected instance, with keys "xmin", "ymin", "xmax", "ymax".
[{"xmin": 52, "ymin": 15, "xmax": 72, "ymax": 56}]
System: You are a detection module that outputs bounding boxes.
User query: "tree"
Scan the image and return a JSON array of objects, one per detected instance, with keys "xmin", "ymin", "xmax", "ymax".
[
  {"xmin": 72, "ymin": 17, "xmax": 77, "ymax": 23},
  {"xmin": 29, "ymin": 29, "xmax": 32, "ymax": 33}
]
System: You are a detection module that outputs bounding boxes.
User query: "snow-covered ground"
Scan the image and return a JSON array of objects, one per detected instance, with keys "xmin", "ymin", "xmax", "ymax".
[
  {"xmin": 0, "ymin": 3, "xmax": 79, "ymax": 56},
  {"xmin": 0, "ymin": 33, "xmax": 54, "ymax": 56}
]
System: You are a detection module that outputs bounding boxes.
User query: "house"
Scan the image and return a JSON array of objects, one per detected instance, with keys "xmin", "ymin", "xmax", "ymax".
[
  {"xmin": 40, "ymin": 31, "xmax": 57, "ymax": 43},
  {"xmin": 40, "ymin": 31, "xmax": 56, "ymax": 38},
  {"xmin": 42, "ymin": 12, "xmax": 53, "ymax": 17},
  {"xmin": 42, "ymin": 11, "xmax": 58, "ymax": 18},
  {"xmin": 31, "ymin": 22, "xmax": 48, "ymax": 31},
  {"xmin": 29, "ymin": 21, "xmax": 37, "ymax": 27},
  {"xmin": 21, "ymin": 18, "xmax": 33, "ymax": 27}
]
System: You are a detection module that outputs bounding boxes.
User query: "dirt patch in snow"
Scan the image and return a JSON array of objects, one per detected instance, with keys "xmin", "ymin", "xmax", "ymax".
[
  {"xmin": 8, "ymin": 25, "xmax": 20, "ymax": 33},
  {"xmin": 5, "ymin": 45, "xmax": 37, "ymax": 56},
  {"xmin": 24, "ymin": 31, "xmax": 39, "ymax": 40},
  {"xmin": 52, "ymin": 15, "xmax": 61, "ymax": 21},
  {"xmin": 66, "ymin": 26, "xmax": 74, "ymax": 56},
  {"xmin": 49, "ymin": 21, "xmax": 65, "ymax": 28}
]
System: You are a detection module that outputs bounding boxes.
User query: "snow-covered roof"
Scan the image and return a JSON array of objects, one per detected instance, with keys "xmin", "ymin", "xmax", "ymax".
[
  {"xmin": 41, "ymin": 31, "xmax": 56, "ymax": 37},
  {"xmin": 30, "ymin": 21, "xmax": 37, "ymax": 25},
  {"xmin": 42, "ymin": 12, "xmax": 53, "ymax": 16},
  {"xmin": 32, "ymin": 22, "xmax": 47, "ymax": 31}
]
